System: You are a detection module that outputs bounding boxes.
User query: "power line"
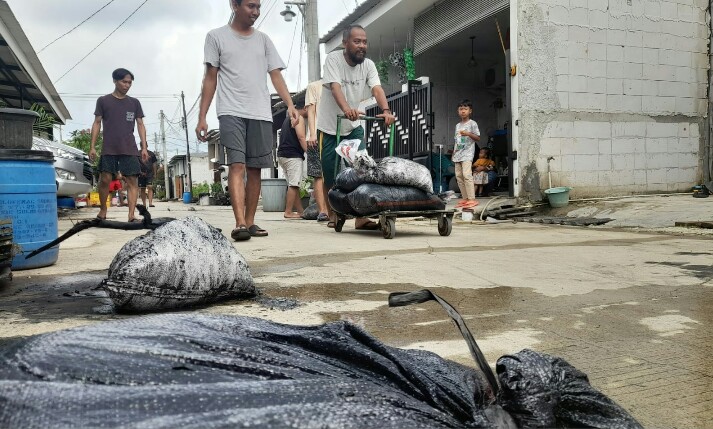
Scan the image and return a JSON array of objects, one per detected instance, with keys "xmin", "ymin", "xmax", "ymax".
[
  {"xmin": 339, "ymin": 0, "xmax": 351, "ymax": 13},
  {"xmin": 56, "ymin": 0, "xmax": 150, "ymax": 83},
  {"xmin": 38, "ymin": 0, "xmax": 117, "ymax": 54},
  {"xmin": 285, "ymin": 16, "xmax": 299, "ymax": 68},
  {"xmin": 256, "ymin": 0, "xmax": 279, "ymax": 30}
]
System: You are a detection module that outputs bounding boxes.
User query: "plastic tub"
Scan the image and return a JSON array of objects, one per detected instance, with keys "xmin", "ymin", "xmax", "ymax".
[
  {"xmin": 544, "ymin": 187, "xmax": 572, "ymax": 208},
  {"xmin": 261, "ymin": 178, "xmax": 287, "ymax": 212},
  {"xmin": 183, "ymin": 192, "xmax": 192, "ymax": 204},
  {"xmin": 0, "ymin": 149, "xmax": 58, "ymax": 269}
]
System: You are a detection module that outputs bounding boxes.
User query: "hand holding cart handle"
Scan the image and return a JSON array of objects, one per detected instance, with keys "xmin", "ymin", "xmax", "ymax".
[{"xmin": 336, "ymin": 114, "xmax": 396, "ymax": 157}]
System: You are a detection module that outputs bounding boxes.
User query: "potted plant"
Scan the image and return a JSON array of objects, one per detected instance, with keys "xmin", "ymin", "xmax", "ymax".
[{"xmin": 299, "ymin": 177, "xmax": 314, "ymax": 208}]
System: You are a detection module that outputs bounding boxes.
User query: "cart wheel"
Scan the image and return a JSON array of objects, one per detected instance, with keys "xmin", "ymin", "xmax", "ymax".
[
  {"xmin": 438, "ymin": 215, "xmax": 452, "ymax": 236},
  {"xmin": 335, "ymin": 215, "xmax": 346, "ymax": 232},
  {"xmin": 382, "ymin": 217, "xmax": 396, "ymax": 239}
]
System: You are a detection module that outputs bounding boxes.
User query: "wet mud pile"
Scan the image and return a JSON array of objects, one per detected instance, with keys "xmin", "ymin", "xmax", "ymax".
[{"xmin": 102, "ymin": 216, "xmax": 255, "ymax": 312}]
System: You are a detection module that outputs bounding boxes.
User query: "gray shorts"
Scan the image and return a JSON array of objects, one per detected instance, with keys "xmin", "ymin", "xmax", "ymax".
[
  {"xmin": 99, "ymin": 155, "xmax": 141, "ymax": 176},
  {"xmin": 219, "ymin": 116, "xmax": 273, "ymax": 168},
  {"xmin": 306, "ymin": 145, "xmax": 322, "ymax": 178}
]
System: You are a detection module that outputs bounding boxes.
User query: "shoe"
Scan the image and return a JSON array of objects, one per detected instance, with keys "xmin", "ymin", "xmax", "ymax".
[
  {"xmin": 247, "ymin": 224, "xmax": 268, "ymax": 237},
  {"xmin": 454, "ymin": 200, "xmax": 466, "ymax": 208},
  {"xmin": 149, "ymin": 204, "xmax": 155, "ymax": 207},
  {"xmin": 230, "ymin": 225, "xmax": 251, "ymax": 241},
  {"xmin": 317, "ymin": 212, "xmax": 329, "ymax": 222}
]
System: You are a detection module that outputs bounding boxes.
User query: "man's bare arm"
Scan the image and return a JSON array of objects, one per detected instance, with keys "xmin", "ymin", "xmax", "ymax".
[
  {"xmin": 89, "ymin": 115, "xmax": 102, "ymax": 162},
  {"xmin": 371, "ymin": 85, "xmax": 395, "ymax": 126},
  {"xmin": 269, "ymin": 69, "xmax": 298, "ymax": 125},
  {"xmin": 196, "ymin": 65, "xmax": 218, "ymax": 141},
  {"xmin": 294, "ymin": 115, "xmax": 307, "ymax": 152}
]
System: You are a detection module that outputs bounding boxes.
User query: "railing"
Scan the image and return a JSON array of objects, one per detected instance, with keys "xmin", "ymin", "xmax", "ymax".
[{"xmin": 363, "ymin": 80, "xmax": 434, "ymax": 170}]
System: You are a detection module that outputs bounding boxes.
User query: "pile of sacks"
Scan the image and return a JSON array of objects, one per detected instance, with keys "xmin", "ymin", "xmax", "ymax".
[{"xmin": 328, "ymin": 155, "xmax": 445, "ymax": 216}]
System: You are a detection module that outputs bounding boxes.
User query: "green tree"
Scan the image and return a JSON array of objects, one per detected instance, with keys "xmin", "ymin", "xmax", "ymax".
[{"xmin": 66, "ymin": 129, "xmax": 102, "ymax": 168}]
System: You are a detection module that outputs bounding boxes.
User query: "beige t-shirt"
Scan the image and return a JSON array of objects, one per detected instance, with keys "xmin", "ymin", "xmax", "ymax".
[
  {"xmin": 305, "ymin": 80, "xmax": 322, "ymax": 140},
  {"xmin": 317, "ymin": 50, "xmax": 380, "ymax": 136}
]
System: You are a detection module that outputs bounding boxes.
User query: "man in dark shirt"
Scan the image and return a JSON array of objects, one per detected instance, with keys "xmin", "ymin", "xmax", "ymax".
[
  {"xmin": 277, "ymin": 105, "xmax": 307, "ymax": 219},
  {"xmin": 139, "ymin": 150, "xmax": 158, "ymax": 207},
  {"xmin": 89, "ymin": 68, "xmax": 149, "ymax": 222}
]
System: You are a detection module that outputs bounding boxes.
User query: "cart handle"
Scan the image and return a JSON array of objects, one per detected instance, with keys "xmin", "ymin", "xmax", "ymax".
[{"xmin": 337, "ymin": 115, "xmax": 387, "ymax": 122}]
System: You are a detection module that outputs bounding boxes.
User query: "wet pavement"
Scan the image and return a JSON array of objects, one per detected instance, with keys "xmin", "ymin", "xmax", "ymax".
[{"xmin": 1, "ymin": 202, "xmax": 712, "ymax": 428}]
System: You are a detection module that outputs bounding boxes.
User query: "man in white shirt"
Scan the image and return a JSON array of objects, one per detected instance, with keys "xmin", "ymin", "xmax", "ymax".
[
  {"xmin": 196, "ymin": 0, "xmax": 298, "ymax": 241},
  {"xmin": 317, "ymin": 25, "xmax": 395, "ymax": 229}
]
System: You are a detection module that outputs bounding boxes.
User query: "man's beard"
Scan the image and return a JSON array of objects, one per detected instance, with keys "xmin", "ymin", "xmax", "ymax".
[{"xmin": 347, "ymin": 49, "xmax": 366, "ymax": 64}]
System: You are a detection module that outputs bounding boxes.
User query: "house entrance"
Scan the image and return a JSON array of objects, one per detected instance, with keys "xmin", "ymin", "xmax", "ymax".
[{"xmin": 415, "ymin": 7, "xmax": 513, "ymax": 197}]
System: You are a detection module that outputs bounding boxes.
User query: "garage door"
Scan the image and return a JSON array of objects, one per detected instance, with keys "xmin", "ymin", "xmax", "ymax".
[{"xmin": 414, "ymin": 0, "xmax": 509, "ymax": 55}]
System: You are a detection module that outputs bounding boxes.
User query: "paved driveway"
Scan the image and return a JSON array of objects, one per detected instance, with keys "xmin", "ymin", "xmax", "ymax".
[{"xmin": 2, "ymin": 202, "xmax": 711, "ymax": 428}]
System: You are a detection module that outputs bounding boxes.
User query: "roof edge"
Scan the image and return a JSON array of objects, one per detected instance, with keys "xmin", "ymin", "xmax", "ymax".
[{"xmin": 319, "ymin": 0, "xmax": 382, "ymax": 44}]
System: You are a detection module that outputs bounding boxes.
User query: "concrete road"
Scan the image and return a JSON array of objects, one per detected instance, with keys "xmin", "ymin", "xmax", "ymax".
[{"xmin": 1, "ymin": 201, "xmax": 711, "ymax": 428}]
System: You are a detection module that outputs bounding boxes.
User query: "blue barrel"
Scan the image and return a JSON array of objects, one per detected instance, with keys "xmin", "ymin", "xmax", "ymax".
[
  {"xmin": 0, "ymin": 149, "xmax": 58, "ymax": 270},
  {"xmin": 182, "ymin": 191, "xmax": 192, "ymax": 204}
]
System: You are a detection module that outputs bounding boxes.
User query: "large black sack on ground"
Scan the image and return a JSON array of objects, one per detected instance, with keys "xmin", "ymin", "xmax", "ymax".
[
  {"xmin": 0, "ymin": 314, "xmax": 500, "ymax": 429},
  {"xmin": 301, "ymin": 203, "xmax": 319, "ymax": 220},
  {"xmin": 353, "ymin": 154, "xmax": 434, "ymax": 194},
  {"xmin": 327, "ymin": 187, "xmax": 355, "ymax": 215},
  {"xmin": 101, "ymin": 216, "xmax": 255, "ymax": 312},
  {"xmin": 347, "ymin": 183, "xmax": 445, "ymax": 216},
  {"xmin": 497, "ymin": 349, "xmax": 642, "ymax": 428},
  {"xmin": 334, "ymin": 167, "xmax": 366, "ymax": 193}
]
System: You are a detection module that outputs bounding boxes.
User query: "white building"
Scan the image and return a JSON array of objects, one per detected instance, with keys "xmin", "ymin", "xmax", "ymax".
[
  {"xmin": 321, "ymin": 0, "xmax": 710, "ymax": 199},
  {"xmin": 166, "ymin": 152, "xmax": 213, "ymax": 199}
]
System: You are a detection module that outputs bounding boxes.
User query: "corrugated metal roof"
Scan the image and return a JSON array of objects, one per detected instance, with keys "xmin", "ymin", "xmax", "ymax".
[
  {"xmin": 319, "ymin": 0, "xmax": 382, "ymax": 44},
  {"xmin": 0, "ymin": 1, "xmax": 71, "ymax": 123}
]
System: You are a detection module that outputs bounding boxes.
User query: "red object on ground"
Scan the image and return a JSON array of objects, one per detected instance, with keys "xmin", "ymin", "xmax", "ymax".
[{"xmin": 109, "ymin": 180, "xmax": 122, "ymax": 192}]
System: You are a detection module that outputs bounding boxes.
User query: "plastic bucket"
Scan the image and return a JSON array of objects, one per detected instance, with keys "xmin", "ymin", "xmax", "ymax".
[
  {"xmin": 544, "ymin": 187, "xmax": 572, "ymax": 208},
  {"xmin": 0, "ymin": 108, "xmax": 39, "ymax": 150},
  {"xmin": 0, "ymin": 149, "xmax": 58, "ymax": 269},
  {"xmin": 182, "ymin": 192, "xmax": 192, "ymax": 204},
  {"xmin": 261, "ymin": 178, "xmax": 287, "ymax": 212}
]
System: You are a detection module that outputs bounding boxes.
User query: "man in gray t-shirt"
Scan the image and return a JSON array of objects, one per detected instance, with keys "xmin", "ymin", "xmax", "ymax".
[
  {"xmin": 316, "ymin": 24, "xmax": 395, "ymax": 230},
  {"xmin": 196, "ymin": 0, "xmax": 298, "ymax": 241}
]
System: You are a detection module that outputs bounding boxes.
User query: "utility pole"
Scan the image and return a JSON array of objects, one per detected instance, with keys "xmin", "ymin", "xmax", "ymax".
[
  {"xmin": 283, "ymin": 0, "xmax": 320, "ymax": 82},
  {"xmin": 154, "ymin": 132, "xmax": 158, "ymax": 154},
  {"xmin": 181, "ymin": 91, "xmax": 193, "ymax": 197},
  {"xmin": 160, "ymin": 110, "xmax": 170, "ymax": 200}
]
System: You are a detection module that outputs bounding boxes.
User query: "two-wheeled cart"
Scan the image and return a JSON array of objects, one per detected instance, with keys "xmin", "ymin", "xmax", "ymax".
[{"xmin": 331, "ymin": 115, "xmax": 455, "ymax": 239}]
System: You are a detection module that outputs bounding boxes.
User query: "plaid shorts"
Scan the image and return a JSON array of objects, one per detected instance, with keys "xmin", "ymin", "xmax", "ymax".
[{"xmin": 306, "ymin": 145, "xmax": 322, "ymax": 178}]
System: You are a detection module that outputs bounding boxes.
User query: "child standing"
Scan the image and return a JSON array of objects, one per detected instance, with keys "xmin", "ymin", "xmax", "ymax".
[
  {"xmin": 473, "ymin": 148, "xmax": 496, "ymax": 197},
  {"xmin": 452, "ymin": 100, "xmax": 480, "ymax": 208}
]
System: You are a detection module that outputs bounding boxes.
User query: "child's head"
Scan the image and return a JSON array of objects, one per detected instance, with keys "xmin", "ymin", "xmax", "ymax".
[
  {"xmin": 457, "ymin": 99, "xmax": 473, "ymax": 119},
  {"xmin": 479, "ymin": 148, "xmax": 491, "ymax": 159}
]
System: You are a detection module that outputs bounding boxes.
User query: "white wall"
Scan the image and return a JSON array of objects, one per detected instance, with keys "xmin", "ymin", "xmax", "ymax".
[
  {"xmin": 517, "ymin": 0, "xmax": 708, "ymax": 197},
  {"xmin": 190, "ymin": 154, "xmax": 213, "ymax": 187}
]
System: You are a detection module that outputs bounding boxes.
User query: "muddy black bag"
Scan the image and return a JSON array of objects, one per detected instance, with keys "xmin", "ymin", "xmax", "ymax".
[
  {"xmin": 327, "ymin": 187, "xmax": 354, "ymax": 215},
  {"xmin": 353, "ymin": 154, "xmax": 434, "ymax": 194},
  {"xmin": 101, "ymin": 216, "xmax": 256, "ymax": 312},
  {"xmin": 301, "ymin": 203, "xmax": 319, "ymax": 220},
  {"xmin": 334, "ymin": 167, "xmax": 366, "ymax": 193},
  {"xmin": 347, "ymin": 183, "xmax": 445, "ymax": 216},
  {"xmin": 0, "ymin": 314, "xmax": 499, "ymax": 429}
]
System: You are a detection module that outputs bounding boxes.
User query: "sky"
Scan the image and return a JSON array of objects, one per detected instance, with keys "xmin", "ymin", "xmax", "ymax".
[{"xmin": 7, "ymin": 0, "xmax": 360, "ymax": 156}]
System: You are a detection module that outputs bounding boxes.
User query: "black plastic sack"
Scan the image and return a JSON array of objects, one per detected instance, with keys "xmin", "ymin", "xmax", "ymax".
[
  {"xmin": 353, "ymin": 155, "xmax": 434, "ymax": 194},
  {"xmin": 301, "ymin": 203, "xmax": 319, "ymax": 220},
  {"xmin": 347, "ymin": 183, "xmax": 445, "ymax": 216},
  {"xmin": 391, "ymin": 290, "xmax": 643, "ymax": 429},
  {"xmin": 102, "ymin": 216, "xmax": 256, "ymax": 312},
  {"xmin": 327, "ymin": 187, "xmax": 354, "ymax": 215},
  {"xmin": 0, "ymin": 314, "xmax": 498, "ymax": 429},
  {"xmin": 497, "ymin": 350, "xmax": 643, "ymax": 428},
  {"xmin": 334, "ymin": 167, "xmax": 366, "ymax": 193}
]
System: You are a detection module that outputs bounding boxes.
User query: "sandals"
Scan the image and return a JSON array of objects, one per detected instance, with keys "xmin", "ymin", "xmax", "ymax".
[
  {"xmin": 231, "ymin": 225, "xmax": 251, "ymax": 241},
  {"xmin": 327, "ymin": 221, "xmax": 336, "ymax": 229},
  {"xmin": 317, "ymin": 212, "xmax": 329, "ymax": 222},
  {"xmin": 355, "ymin": 220, "xmax": 380, "ymax": 230},
  {"xmin": 248, "ymin": 224, "xmax": 268, "ymax": 237}
]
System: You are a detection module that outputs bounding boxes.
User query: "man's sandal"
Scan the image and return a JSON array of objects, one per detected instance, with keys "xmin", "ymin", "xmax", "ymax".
[{"xmin": 231, "ymin": 225, "xmax": 251, "ymax": 241}]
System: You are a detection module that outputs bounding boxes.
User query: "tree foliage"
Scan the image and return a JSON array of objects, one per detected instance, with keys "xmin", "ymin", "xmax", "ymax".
[
  {"xmin": 30, "ymin": 103, "xmax": 55, "ymax": 134},
  {"xmin": 66, "ymin": 129, "xmax": 102, "ymax": 168}
]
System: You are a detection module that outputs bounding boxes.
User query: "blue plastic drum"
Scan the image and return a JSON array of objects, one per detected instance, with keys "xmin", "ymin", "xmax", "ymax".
[{"xmin": 0, "ymin": 149, "xmax": 58, "ymax": 269}]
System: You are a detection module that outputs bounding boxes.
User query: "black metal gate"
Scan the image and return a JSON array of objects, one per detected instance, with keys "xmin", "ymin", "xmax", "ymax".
[{"xmin": 363, "ymin": 80, "xmax": 434, "ymax": 171}]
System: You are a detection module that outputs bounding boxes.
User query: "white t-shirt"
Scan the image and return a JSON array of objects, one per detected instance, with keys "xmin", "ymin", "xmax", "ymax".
[
  {"xmin": 204, "ymin": 26, "xmax": 285, "ymax": 122},
  {"xmin": 452, "ymin": 119, "xmax": 480, "ymax": 163},
  {"xmin": 305, "ymin": 80, "xmax": 323, "ymax": 140},
  {"xmin": 317, "ymin": 50, "xmax": 381, "ymax": 136}
]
